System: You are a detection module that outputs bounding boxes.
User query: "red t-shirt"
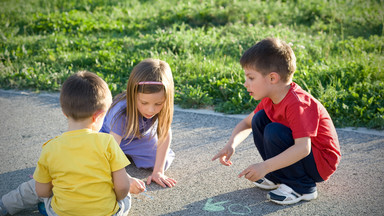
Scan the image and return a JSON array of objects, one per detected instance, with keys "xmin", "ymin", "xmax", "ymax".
[{"xmin": 254, "ymin": 82, "xmax": 341, "ymax": 181}]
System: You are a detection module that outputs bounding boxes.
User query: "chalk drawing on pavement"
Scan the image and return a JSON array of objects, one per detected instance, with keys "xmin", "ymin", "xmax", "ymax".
[
  {"xmin": 228, "ymin": 204, "xmax": 251, "ymax": 215},
  {"xmin": 203, "ymin": 198, "xmax": 229, "ymax": 211},
  {"xmin": 203, "ymin": 198, "xmax": 251, "ymax": 215}
]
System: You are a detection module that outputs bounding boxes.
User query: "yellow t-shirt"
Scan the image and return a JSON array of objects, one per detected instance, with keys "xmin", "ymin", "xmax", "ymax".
[{"xmin": 33, "ymin": 129, "xmax": 130, "ymax": 216}]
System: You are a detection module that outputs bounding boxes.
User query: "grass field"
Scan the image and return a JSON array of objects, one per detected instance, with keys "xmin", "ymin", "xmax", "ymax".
[{"xmin": 0, "ymin": 0, "xmax": 383, "ymax": 129}]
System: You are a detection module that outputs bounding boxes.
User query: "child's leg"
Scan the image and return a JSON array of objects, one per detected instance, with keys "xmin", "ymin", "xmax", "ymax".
[
  {"xmin": 263, "ymin": 123, "xmax": 317, "ymax": 194},
  {"xmin": 251, "ymin": 110, "xmax": 320, "ymax": 194},
  {"xmin": 41, "ymin": 196, "xmax": 58, "ymax": 216},
  {"xmin": 112, "ymin": 194, "xmax": 131, "ymax": 216},
  {"xmin": 251, "ymin": 110, "xmax": 272, "ymax": 161},
  {"xmin": 1, "ymin": 179, "xmax": 42, "ymax": 215}
]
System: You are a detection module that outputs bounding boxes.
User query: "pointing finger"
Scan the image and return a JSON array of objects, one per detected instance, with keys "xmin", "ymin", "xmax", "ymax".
[
  {"xmin": 238, "ymin": 168, "xmax": 249, "ymax": 178},
  {"xmin": 212, "ymin": 153, "xmax": 221, "ymax": 161}
]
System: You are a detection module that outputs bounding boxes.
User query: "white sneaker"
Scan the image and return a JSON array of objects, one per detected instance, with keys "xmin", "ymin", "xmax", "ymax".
[
  {"xmin": 253, "ymin": 178, "xmax": 279, "ymax": 190},
  {"xmin": 267, "ymin": 184, "xmax": 318, "ymax": 205}
]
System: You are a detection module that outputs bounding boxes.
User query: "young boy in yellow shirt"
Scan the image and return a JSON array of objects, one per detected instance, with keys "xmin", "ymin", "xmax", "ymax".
[
  {"xmin": 1, "ymin": 71, "xmax": 145, "ymax": 215},
  {"xmin": 213, "ymin": 38, "xmax": 341, "ymax": 205}
]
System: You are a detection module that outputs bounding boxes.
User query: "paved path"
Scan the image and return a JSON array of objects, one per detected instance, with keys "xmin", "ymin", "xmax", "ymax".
[{"xmin": 1, "ymin": 89, "xmax": 383, "ymax": 215}]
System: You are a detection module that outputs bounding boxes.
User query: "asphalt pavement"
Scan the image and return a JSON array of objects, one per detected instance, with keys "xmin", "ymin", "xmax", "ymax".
[{"xmin": 1, "ymin": 89, "xmax": 383, "ymax": 216}]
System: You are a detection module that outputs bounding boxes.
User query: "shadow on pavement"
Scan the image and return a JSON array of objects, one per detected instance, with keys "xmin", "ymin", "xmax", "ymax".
[{"xmin": 161, "ymin": 188, "xmax": 294, "ymax": 216}]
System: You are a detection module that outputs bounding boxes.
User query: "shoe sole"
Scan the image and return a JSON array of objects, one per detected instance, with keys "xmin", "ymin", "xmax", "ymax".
[
  {"xmin": 253, "ymin": 181, "xmax": 279, "ymax": 190},
  {"xmin": 267, "ymin": 191, "xmax": 318, "ymax": 205}
]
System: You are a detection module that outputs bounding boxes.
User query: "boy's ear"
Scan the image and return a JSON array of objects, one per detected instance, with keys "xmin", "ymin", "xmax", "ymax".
[
  {"xmin": 92, "ymin": 110, "xmax": 105, "ymax": 123},
  {"xmin": 269, "ymin": 72, "xmax": 280, "ymax": 84},
  {"xmin": 62, "ymin": 111, "xmax": 68, "ymax": 118}
]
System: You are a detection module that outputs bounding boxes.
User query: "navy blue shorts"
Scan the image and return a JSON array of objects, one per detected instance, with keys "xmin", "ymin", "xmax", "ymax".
[{"xmin": 251, "ymin": 110, "xmax": 324, "ymax": 194}]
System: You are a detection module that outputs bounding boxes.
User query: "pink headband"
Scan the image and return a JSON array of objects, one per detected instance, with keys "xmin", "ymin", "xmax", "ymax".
[{"xmin": 138, "ymin": 81, "xmax": 163, "ymax": 85}]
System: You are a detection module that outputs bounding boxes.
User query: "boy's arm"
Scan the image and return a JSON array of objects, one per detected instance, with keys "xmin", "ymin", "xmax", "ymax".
[
  {"xmin": 212, "ymin": 111, "xmax": 254, "ymax": 165},
  {"xmin": 112, "ymin": 168, "xmax": 130, "ymax": 201},
  {"xmin": 226, "ymin": 111, "xmax": 254, "ymax": 149},
  {"xmin": 239, "ymin": 137, "xmax": 311, "ymax": 181},
  {"xmin": 110, "ymin": 131, "xmax": 147, "ymax": 194},
  {"xmin": 127, "ymin": 174, "xmax": 146, "ymax": 194},
  {"xmin": 35, "ymin": 181, "xmax": 53, "ymax": 198}
]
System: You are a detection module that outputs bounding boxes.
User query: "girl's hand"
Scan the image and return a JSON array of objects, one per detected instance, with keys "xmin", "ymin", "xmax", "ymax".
[
  {"xmin": 238, "ymin": 162, "xmax": 268, "ymax": 182},
  {"xmin": 147, "ymin": 171, "xmax": 177, "ymax": 188},
  {"xmin": 211, "ymin": 145, "xmax": 235, "ymax": 166},
  {"xmin": 129, "ymin": 177, "xmax": 146, "ymax": 194}
]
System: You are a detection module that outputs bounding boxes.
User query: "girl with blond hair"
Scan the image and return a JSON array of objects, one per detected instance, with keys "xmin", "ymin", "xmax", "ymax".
[{"xmin": 100, "ymin": 58, "xmax": 176, "ymax": 189}]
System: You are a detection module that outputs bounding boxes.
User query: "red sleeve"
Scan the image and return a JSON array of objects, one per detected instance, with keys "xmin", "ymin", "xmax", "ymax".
[{"xmin": 286, "ymin": 102, "xmax": 320, "ymax": 139}]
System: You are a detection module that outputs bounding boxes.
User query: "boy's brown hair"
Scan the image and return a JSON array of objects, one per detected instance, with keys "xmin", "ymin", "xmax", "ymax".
[
  {"xmin": 60, "ymin": 71, "xmax": 112, "ymax": 120},
  {"xmin": 240, "ymin": 38, "xmax": 296, "ymax": 83}
]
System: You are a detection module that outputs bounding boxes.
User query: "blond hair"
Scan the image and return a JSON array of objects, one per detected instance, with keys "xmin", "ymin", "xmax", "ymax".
[
  {"xmin": 60, "ymin": 71, "xmax": 111, "ymax": 120},
  {"xmin": 111, "ymin": 59, "xmax": 174, "ymax": 144},
  {"xmin": 240, "ymin": 38, "xmax": 296, "ymax": 83}
]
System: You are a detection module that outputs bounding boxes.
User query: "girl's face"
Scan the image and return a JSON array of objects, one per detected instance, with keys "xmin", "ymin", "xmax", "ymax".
[
  {"xmin": 136, "ymin": 90, "xmax": 166, "ymax": 119},
  {"xmin": 243, "ymin": 68, "xmax": 271, "ymax": 101}
]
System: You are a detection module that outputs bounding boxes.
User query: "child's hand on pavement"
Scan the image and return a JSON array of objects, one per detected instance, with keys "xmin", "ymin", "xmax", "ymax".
[
  {"xmin": 129, "ymin": 177, "xmax": 146, "ymax": 194},
  {"xmin": 147, "ymin": 172, "xmax": 177, "ymax": 188},
  {"xmin": 238, "ymin": 163, "xmax": 268, "ymax": 182},
  {"xmin": 211, "ymin": 145, "xmax": 235, "ymax": 166}
]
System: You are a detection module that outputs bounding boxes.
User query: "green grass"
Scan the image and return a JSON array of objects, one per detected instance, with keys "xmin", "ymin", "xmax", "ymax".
[{"xmin": 0, "ymin": 0, "xmax": 383, "ymax": 129}]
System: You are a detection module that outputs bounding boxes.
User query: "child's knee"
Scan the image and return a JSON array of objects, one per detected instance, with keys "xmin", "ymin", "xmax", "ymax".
[
  {"xmin": 264, "ymin": 123, "xmax": 294, "ymax": 148},
  {"xmin": 251, "ymin": 110, "xmax": 268, "ymax": 129}
]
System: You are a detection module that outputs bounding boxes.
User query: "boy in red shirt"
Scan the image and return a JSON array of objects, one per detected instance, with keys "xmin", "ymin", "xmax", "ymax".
[{"xmin": 212, "ymin": 38, "xmax": 341, "ymax": 205}]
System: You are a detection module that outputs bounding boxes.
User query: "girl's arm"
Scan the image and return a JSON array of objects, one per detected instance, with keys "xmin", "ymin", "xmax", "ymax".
[
  {"xmin": 35, "ymin": 181, "xmax": 53, "ymax": 198},
  {"xmin": 112, "ymin": 168, "xmax": 130, "ymax": 201},
  {"xmin": 147, "ymin": 129, "xmax": 177, "ymax": 188},
  {"xmin": 110, "ymin": 131, "xmax": 123, "ymax": 145},
  {"xmin": 153, "ymin": 129, "xmax": 171, "ymax": 174}
]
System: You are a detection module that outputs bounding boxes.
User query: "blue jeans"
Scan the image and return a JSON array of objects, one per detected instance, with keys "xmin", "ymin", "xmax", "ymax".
[{"xmin": 252, "ymin": 110, "xmax": 323, "ymax": 194}]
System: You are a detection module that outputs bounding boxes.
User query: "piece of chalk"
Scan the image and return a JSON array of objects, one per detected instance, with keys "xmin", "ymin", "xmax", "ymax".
[{"xmin": 141, "ymin": 192, "xmax": 154, "ymax": 199}]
